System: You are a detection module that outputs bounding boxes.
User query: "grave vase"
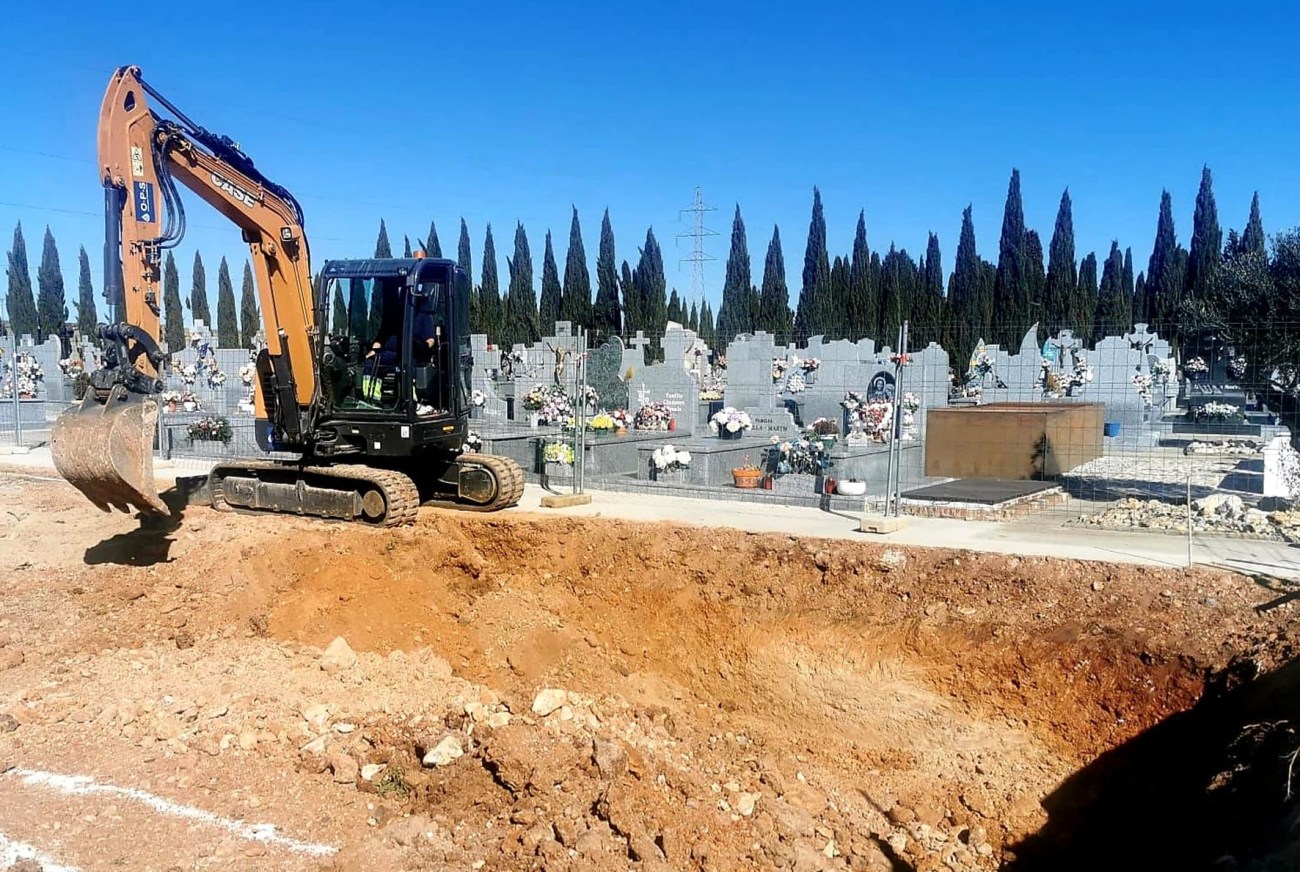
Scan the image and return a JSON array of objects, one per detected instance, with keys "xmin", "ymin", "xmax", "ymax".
[{"xmin": 528, "ymin": 412, "xmax": 540, "ymax": 429}]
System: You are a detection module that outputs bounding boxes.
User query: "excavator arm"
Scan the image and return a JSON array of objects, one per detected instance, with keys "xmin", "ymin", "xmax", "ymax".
[{"xmin": 51, "ymin": 66, "xmax": 319, "ymax": 516}]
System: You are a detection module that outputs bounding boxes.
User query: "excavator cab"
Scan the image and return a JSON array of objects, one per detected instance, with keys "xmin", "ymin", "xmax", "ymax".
[{"xmin": 312, "ymin": 257, "xmax": 472, "ymax": 456}]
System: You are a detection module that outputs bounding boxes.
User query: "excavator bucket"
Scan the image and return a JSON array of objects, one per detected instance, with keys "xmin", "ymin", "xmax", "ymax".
[{"xmin": 51, "ymin": 386, "xmax": 169, "ymax": 516}]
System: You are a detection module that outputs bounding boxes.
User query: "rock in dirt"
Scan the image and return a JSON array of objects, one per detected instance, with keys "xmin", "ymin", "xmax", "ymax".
[
  {"xmin": 0, "ymin": 649, "xmax": 25, "ymax": 670},
  {"xmin": 10, "ymin": 859, "xmax": 44, "ymax": 872},
  {"xmin": 532, "ymin": 688, "xmax": 568, "ymax": 716},
  {"xmin": 320, "ymin": 637, "xmax": 358, "ymax": 673},
  {"xmin": 0, "ymin": 713, "xmax": 18, "ymax": 733},
  {"xmin": 422, "ymin": 735, "xmax": 464, "ymax": 767},
  {"xmin": 360, "ymin": 763, "xmax": 385, "ymax": 782},
  {"xmin": 302, "ymin": 703, "xmax": 331, "ymax": 730},
  {"xmin": 736, "ymin": 791, "xmax": 761, "ymax": 816},
  {"xmin": 329, "ymin": 750, "xmax": 358, "ymax": 784},
  {"xmin": 592, "ymin": 736, "xmax": 627, "ymax": 779}
]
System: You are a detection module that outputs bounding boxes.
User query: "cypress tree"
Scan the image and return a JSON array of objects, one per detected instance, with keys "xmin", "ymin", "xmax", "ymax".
[
  {"xmin": 480, "ymin": 224, "xmax": 502, "ymax": 343},
  {"xmin": 698, "ymin": 300, "xmax": 715, "ymax": 347},
  {"xmin": 946, "ymin": 206, "xmax": 982, "ymax": 364},
  {"xmin": 1138, "ymin": 272, "xmax": 1149, "ymax": 327},
  {"xmin": 560, "ymin": 207, "xmax": 592, "ymax": 329},
  {"xmin": 636, "ymin": 228, "xmax": 667, "ymax": 348},
  {"xmin": 374, "ymin": 219, "xmax": 392, "ymax": 258},
  {"xmin": 348, "ymin": 278, "xmax": 368, "ymax": 340},
  {"xmin": 457, "ymin": 219, "xmax": 472, "ymax": 277},
  {"xmin": 331, "ymin": 284, "xmax": 347, "ymax": 335},
  {"xmin": 75, "ymin": 246, "xmax": 97, "ymax": 339},
  {"xmin": 1094, "ymin": 242, "xmax": 1127, "ymax": 342},
  {"xmin": 504, "ymin": 222, "xmax": 539, "ymax": 348},
  {"xmin": 162, "ymin": 251, "xmax": 184, "ymax": 352},
  {"xmin": 240, "ymin": 260, "xmax": 259, "ymax": 347},
  {"xmin": 403, "ymin": 235, "xmax": 412, "ymax": 258},
  {"xmin": 1023, "ymin": 229, "xmax": 1045, "ymax": 344},
  {"xmin": 592, "ymin": 209, "xmax": 621, "ymax": 340},
  {"xmin": 1144, "ymin": 190, "xmax": 1180, "ymax": 336},
  {"xmin": 827, "ymin": 256, "xmax": 850, "ymax": 341},
  {"xmin": 688, "ymin": 300, "xmax": 699, "ymax": 334},
  {"xmin": 1075, "ymin": 253, "xmax": 1098, "ymax": 341},
  {"xmin": 794, "ymin": 187, "xmax": 830, "ymax": 342},
  {"xmin": 36, "ymin": 226, "xmax": 67, "ymax": 343},
  {"xmin": 915, "ymin": 232, "xmax": 944, "ymax": 348},
  {"xmin": 619, "ymin": 260, "xmax": 637, "ymax": 338},
  {"xmin": 538, "ymin": 230, "xmax": 562, "ymax": 332},
  {"xmin": 992, "ymin": 169, "xmax": 1029, "ymax": 347},
  {"xmin": 1187, "ymin": 165, "xmax": 1221, "ymax": 303},
  {"xmin": 1044, "ymin": 189, "xmax": 1077, "ymax": 337},
  {"xmin": 190, "ymin": 251, "xmax": 210, "ymax": 329},
  {"xmin": 717, "ymin": 205, "xmax": 752, "ymax": 342},
  {"xmin": 846, "ymin": 211, "xmax": 875, "ymax": 340},
  {"xmin": 1122, "ymin": 247, "xmax": 1135, "ymax": 324},
  {"xmin": 878, "ymin": 245, "xmax": 906, "ymax": 343},
  {"xmin": 758, "ymin": 225, "xmax": 792, "ymax": 344},
  {"xmin": 368, "ymin": 220, "xmax": 392, "ymax": 337},
  {"xmin": 1242, "ymin": 192, "xmax": 1266, "ymax": 258},
  {"xmin": 426, "ymin": 221, "xmax": 443, "ymax": 258},
  {"xmin": 216, "ymin": 257, "xmax": 238, "ymax": 347},
  {"xmin": 667, "ymin": 289, "xmax": 682, "ymax": 325},
  {"xmin": 5, "ymin": 223, "xmax": 37, "ymax": 339}
]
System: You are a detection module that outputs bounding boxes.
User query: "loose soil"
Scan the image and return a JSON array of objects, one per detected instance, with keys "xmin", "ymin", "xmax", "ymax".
[{"xmin": 0, "ymin": 471, "xmax": 1296, "ymax": 871}]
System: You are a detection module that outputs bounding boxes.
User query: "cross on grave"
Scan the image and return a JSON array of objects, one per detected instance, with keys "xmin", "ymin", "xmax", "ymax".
[{"xmin": 628, "ymin": 331, "xmax": 650, "ymax": 360}]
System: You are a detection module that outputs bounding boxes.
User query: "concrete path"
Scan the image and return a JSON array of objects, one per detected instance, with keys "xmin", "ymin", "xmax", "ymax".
[{"xmin": 4, "ymin": 445, "xmax": 1297, "ymax": 579}]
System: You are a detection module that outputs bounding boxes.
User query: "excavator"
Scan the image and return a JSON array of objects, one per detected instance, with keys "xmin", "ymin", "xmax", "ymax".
[{"xmin": 50, "ymin": 66, "xmax": 524, "ymax": 525}]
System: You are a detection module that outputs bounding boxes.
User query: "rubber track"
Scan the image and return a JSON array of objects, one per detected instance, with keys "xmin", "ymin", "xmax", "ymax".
[
  {"xmin": 421, "ymin": 453, "xmax": 525, "ymax": 513},
  {"xmin": 208, "ymin": 461, "xmax": 420, "ymax": 527}
]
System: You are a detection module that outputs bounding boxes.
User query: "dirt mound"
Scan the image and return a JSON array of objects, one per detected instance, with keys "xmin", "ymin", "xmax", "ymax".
[{"xmin": 0, "ymin": 475, "xmax": 1296, "ymax": 870}]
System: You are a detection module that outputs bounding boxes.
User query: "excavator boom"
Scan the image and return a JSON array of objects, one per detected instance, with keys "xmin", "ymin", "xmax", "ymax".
[{"xmin": 51, "ymin": 66, "xmax": 318, "ymax": 515}]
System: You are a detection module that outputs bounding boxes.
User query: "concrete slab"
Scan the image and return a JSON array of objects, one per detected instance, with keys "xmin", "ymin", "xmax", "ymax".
[
  {"xmin": 859, "ymin": 515, "xmax": 906, "ymax": 534},
  {"xmin": 540, "ymin": 493, "xmax": 593, "ymax": 508}
]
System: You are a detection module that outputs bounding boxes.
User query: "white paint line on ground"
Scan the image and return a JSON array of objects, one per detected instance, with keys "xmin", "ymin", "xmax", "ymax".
[
  {"xmin": 0, "ymin": 829, "xmax": 81, "ymax": 872},
  {"xmin": 7, "ymin": 768, "xmax": 337, "ymax": 857}
]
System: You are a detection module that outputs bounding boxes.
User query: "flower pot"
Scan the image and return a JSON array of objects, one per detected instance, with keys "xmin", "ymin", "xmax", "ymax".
[
  {"xmin": 732, "ymin": 469, "xmax": 763, "ymax": 489},
  {"xmin": 183, "ymin": 401, "xmax": 196, "ymax": 412},
  {"xmin": 167, "ymin": 401, "xmax": 177, "ymax": 413},
  {"xmin": 836, "ymin": 480, "xmax": 867, "ymax": 497},
  {"xmin": 668, "ymin": 418, "xmax": 677, "ymax": 432},
  {"xmin": 819, "ymin": 436, "xmax": 837, "ymax": 452},
  {"xmin": 719, "ymin": 428, "xmax": 743, "ymax": 441},
  {"xmin": 824, "ymin": 477, "xmax": 837, "ymax": 495},
  {"xmin": 762, "ymin": 475, "xmax": 774, "ymax": 490},
  {"xmin": 528, "ymin": 412, "xmax": 540, "ymax": 429},
  {"xmin": 616, "ymin": 427, "xmax": 628, "ymax": 437}
]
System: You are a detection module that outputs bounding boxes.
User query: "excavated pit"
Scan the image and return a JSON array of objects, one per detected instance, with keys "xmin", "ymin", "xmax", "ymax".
[{"xmin": 1, "ymin": 472, "xmax": 1296, "ymax": 871}]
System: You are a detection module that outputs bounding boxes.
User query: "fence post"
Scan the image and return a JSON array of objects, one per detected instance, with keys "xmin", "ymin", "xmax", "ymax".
[{"xmin": 1186, "ymin": 474, "xmax": 1194, "ymax": 568}]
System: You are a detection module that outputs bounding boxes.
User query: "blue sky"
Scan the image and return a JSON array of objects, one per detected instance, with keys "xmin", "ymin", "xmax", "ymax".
[{"xmin": 2, "ymin": 0, "xmax": 1297, "ymax": 321}]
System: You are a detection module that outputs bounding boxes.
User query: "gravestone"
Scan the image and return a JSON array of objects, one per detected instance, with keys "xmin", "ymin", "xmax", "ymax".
[
  {"xmin": 587, "ymin": 336, "xmax": 629, "ymax": 412},
  {"xmin": 630, "ymin": 326, "xmax": 706, "ymax": 433}
]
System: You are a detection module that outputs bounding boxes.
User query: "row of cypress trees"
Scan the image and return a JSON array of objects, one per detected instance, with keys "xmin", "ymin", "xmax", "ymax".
[{"xmin": 3, "ymin": 166, "xmax": 1265, "ymax": 368}]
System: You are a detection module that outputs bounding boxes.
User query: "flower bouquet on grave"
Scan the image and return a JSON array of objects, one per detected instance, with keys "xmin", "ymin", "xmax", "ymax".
[
  {"xmin": 461, "ymin": 430, "xmax": 483, "ymax": 454},
  {"xmin": 1132, "ymin": 374, "xmax": 1154, "ymax": 407},
  {"xmin": 57, "ymin": 357, "xmax": 84, "ymax": 378},
  {"xmin": 589, "ymin": 412, "xmax": 617, "ymax": 436},
  {"xmin": 206, "ymin": 368, "xmax": 227, "ymax": 388},
  {"xmin": 543, "ymin": 441, "xmax": 575, "ymax": 466},
  {"xmin": 1227, "ymin": 356, "xmax": 1249, "ymax": 382},
  {"xmin": 731, "ymin": 455, "xmax": 764, "ymax": 489},
  {"xmin": 186, "ymin": 415, "xmax": 232, "ymax": 444},
  {"xmin": 1065, "ymin": 354, "xmax": 1093, "ymax": 395},
  {"xmin": 864, "ymin": 401, "xmax": 893, "ymax": 443},
  {"xmin": 768, "ymin": 436, "xmax": 829, "ymax": 476},
  {"xmin": 710, "ymin": 407, "xmax": 752, "ymax": 439},
  {"xmin": 634, "ymin": 401, "xmax": 674, "ymax": 431},
  {"xmin": 785, "ymin": 372, "xmax": 807, "ymax": 394},
  {"xmin": 1191, "ymin": 402, "xmax": 1245, "ymax": 424},
  {"xmin": 609, "ymin": 409, "xmax": 632, "ymax": 435},
  {"xmin": 650, "ymin": 444, "xmax": 692, "ymax": 482},
  {"xmin": 771, "ymin": 358, "xmax": 789, "ymax": 383},
  {"xmin": 1182, "ymin": 356, "xmax": 1209, "ymax": 380}
]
